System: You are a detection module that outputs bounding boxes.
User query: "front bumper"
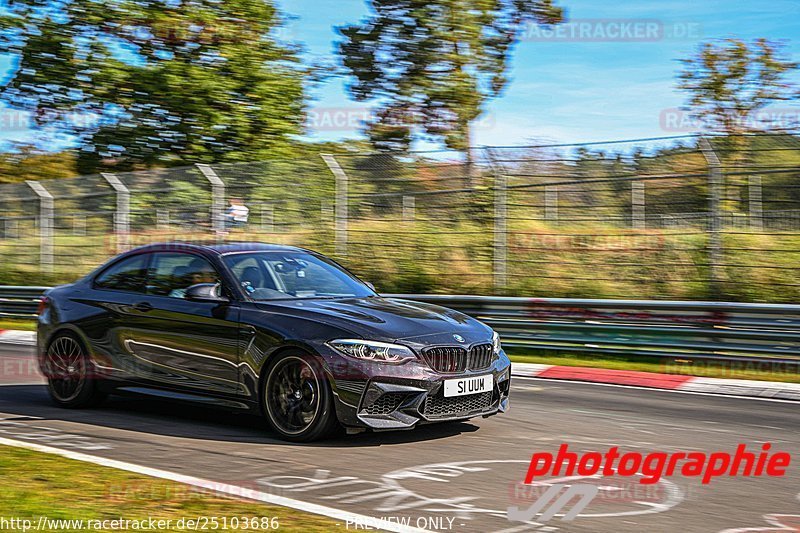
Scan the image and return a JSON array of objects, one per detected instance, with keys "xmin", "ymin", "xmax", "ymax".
[{"xmin": 318, "ymin": 345, "xmax": 511, "ymax": 430}]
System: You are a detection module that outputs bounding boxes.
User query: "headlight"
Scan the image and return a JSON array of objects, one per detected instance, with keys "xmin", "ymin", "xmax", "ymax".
[
  {"xmin": 492, "ymin": 331, "xmax": 502, "ymax": 354},
  {"xmin": 327, "ymin": 339, "xmax": 416, "ymax": 363}
]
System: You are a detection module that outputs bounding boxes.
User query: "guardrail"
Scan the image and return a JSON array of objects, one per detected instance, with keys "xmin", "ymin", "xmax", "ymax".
[
  {"xmin": 387, "ymin": 295, "xmax": 800, "ymax": 363},
  {"xmin": 0, "ymin": 286, "xmax": 50, "ymax": 319},
  {"xmin": 3, "ymin": 286, "xmax": 800, "ymax": 363}
]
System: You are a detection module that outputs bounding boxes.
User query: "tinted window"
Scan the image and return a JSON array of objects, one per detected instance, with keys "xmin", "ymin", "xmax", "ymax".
[
  {"xmin": 94, "ymin": 254, "xmax": 148, "ymax": 292},
  {"xmin": 223, "ymin": 251, "xmax": 374, "ymax": 300},
  {"xmin": 147, "ymin": 253, "xmax": 220, "ymax": 298}
]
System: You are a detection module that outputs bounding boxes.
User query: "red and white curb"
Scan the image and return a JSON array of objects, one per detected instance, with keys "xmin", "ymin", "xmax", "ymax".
[
  {"xmin": 511, "ymin": 362, "xmax": 800, "ymax": 401},
  {"xmin": 0, "ymin": 329, "xmax": 35, "ymax": 345}
]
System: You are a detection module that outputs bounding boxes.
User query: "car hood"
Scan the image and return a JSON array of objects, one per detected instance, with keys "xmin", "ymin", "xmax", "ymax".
[{"xmin": 254, "ymin": 296, "xmax": 493, "ymax": 345}]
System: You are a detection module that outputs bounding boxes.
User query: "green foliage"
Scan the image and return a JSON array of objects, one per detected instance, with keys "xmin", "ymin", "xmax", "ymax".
[
  {"xmin": 678, "ymin": 38, "xmax": 799, "ymax": 133},
  {"xmin": 2, "ymin": 133, "xmax": 800, "ymax": 304},
  {"xmin": 1, "ymin": 0, "xmax": 307, "ymax": 173},
  {"xmin": 5, "ymin": 219, "xmax": 800, "ymax": 303},
  {"xmin": 0, "ymin": 148, "xmax": 79, "ymax": 184},
  {"xmin": 337, "ymin": 0, "xmax": 563, "ymax": 153}
]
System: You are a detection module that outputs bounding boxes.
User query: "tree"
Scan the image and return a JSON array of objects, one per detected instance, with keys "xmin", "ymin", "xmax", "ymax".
[
  {"xmin": 1, "ymin": 0, "xmax": 307, "ymax": 173},
  {"xmin": 337, "ymin": 0, "xmax": 563, "ymax": 184},
  {"xmin": 0, "ymin": 146, "xmax": 79, "ymax": 184},
  {"xmin": 677, "ymin": 38, "xmax": 799, "ymax": 134}
]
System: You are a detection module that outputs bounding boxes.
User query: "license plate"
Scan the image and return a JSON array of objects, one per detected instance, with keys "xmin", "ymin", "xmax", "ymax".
[{"xmin": 444, "ymin": 374, "xmax": 494, "ymax": 397}]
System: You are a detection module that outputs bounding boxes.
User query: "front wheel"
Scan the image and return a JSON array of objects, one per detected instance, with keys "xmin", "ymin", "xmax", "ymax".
[
  {"xmin": 262, "ymin": 352, "xmax": 339, "ymax": 442},
  {"xmin": 44, "ymin": 333, "xmax": 106, "ymax": 408}
]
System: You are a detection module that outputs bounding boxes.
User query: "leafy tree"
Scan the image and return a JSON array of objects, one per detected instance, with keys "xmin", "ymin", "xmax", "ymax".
[
  {"xmin": 1, "ymin": 0, "xmax": 307, "ymax": 173},
  {"xmin": 0, "ymin": 146, "xmax": 78, "ymax": 183},
  {"xmin": 677, "ymin": 38, "xmax": 799, "ymax": 134},
  {"xmin": 337, "ymin": 0, "xmax": 563, "ymax": 184}
]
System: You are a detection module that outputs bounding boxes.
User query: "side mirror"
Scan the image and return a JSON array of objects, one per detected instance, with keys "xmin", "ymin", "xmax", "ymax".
[
  {"xmin": 365, "ymin": 281, "xmax": 376, "ymax": 291},
  {"xmin": 185, "ymin": 283, "xmax": 228, "ymax": 303}
]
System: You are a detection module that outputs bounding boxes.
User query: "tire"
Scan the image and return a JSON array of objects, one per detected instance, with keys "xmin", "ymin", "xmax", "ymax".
[
  {"xmin": 262, "ymin": 351, "xmax": 339, "ymax": 442},
  {"xmin": 44, "ymin": 332, "xmax": 106, "ymax": 408}
]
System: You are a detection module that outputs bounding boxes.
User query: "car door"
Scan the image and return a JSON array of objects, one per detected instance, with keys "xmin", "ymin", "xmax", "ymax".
[
  {"xmin": 121, "ymin": 252, "xmax": 242, "ymax": 395},
  {"xmin": 83, "ymin": 252, "xmax": 152, "ymax": 376}
]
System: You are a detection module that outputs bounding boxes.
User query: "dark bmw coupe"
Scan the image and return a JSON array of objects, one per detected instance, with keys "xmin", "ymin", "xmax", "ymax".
[{"xmin": 37, "ymin": 243, "xmax": 511, "ymax": 441}]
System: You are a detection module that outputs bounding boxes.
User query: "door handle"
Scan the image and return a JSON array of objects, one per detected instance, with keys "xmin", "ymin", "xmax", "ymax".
[{"xmin": 133, "ymin": 301, "xmax": 153, "ymax": 312}]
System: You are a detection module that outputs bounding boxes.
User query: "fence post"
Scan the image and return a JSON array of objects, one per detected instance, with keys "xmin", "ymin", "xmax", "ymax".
[
  {"xmin": 321, "ymin": 154, "xmax": 348, "ymax": 257},
  {"xmin": 700, "ymin": 138, "xmax": 724, "ymax": 299},
  {"xmin": 545, "ymin": 186, "xmax": 558, "ymax": 223},
  {"xmin": 101, "ymin": 172, "xmax": 130, "ymax": 253},
  {"xmin": 631, "ymin": 181, "xmax": 645, "ymax": 229},
  {"xmin": 196, "ymin": 164, "xmax": 225, "ymax": 234},
  {"xmin": 749, "ymin": 174, "xmax": 763, "ymax": 230},
  {"xmin": 402, "ymin": 195, "xmax": 416, "ymax": 222},
  {"xmin": 25, "ymin": 180, "xmax": 54, "ymax": 274},
  {"xmin": 487, "ymin": 149, "xmax": 508, "ymax": 290}
]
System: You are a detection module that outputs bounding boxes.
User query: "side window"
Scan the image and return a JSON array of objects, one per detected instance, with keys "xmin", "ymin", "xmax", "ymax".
[
  {"xmin": 147, "ymin": 253, "xmax": 220, "ymax": 298},
  {"xmin": 94, "ymin": 255, "xmax": 149, "ymax": 293}
]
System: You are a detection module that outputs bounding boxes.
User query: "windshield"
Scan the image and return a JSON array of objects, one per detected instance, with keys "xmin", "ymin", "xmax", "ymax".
[{"xmin": 222, "ymin": 251, "xmax": 376, "ymax": 300}]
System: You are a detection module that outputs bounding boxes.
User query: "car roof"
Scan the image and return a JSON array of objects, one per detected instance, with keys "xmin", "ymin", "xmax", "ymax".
[{"xmin": 126, "ymin": 242, "xmax": 308, "ymax": 255}]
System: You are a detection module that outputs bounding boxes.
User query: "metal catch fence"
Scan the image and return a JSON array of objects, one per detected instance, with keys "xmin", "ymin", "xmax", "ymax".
[{"xmin": 1, "ymin": 133, "xmax": 800, "ymax": 302}]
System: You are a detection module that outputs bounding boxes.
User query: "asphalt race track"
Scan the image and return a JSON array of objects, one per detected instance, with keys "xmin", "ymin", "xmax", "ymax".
[{"xmin": 1, "ymin": 344, "xmax": 798, "ymax": 533}]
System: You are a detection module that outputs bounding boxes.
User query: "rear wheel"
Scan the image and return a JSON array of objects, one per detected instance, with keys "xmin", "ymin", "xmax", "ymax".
[
  {"xmin": 44, "ymin": 333, "xmax": 106, "ymax": 408},
  {"xmin": 262, "ymin": 352, "xmax": 339, "ymax": 442}
]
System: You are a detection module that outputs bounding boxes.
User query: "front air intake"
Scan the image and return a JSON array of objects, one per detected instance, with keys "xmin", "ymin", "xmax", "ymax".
[
  {"xmin": 422, "ymin": 343, "xmax": 495, "ymax": 373},
  {"xmin": 422, "ymin": 346, "xmax": 467, "ymax": 373}
]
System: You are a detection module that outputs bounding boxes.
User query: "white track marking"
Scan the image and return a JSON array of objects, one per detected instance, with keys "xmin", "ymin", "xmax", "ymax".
[
  {"xmin": 0, "ymin": 437, "xmax": 432, "ymax": 533},
  {"xmin": 510, "ymin": 362, "xmax": 800, "ymax": 402}
]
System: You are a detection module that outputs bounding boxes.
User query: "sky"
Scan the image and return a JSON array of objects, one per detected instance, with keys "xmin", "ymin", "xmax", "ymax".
[
  {"xmin": 1, "ymin": 0, "xmax": 800, "ymax": 149},
  {"xmin": 283, "ymin": 0, "xmax": 800, "ymax": 148}
]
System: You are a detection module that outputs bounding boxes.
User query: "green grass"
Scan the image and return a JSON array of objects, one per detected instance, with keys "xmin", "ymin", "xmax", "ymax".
[
  {"xmin": 0, "ymin": 446, "xmax": 343, "ymax": 532},
  {"xmin": 0, "ymin": 318, "xmax": 36, "ymax": 331},
  {"xmin": 6, "ymin": 221, "xmax": 800, "ymax": 302},
  {"xmin": 508, "ymin": 350, "xmax": 800, "ymax": 384}
]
